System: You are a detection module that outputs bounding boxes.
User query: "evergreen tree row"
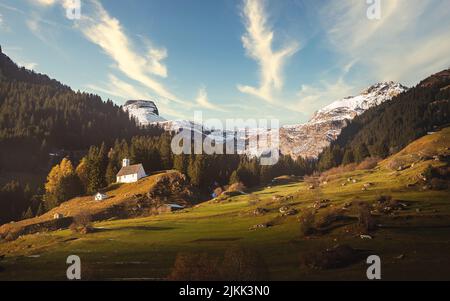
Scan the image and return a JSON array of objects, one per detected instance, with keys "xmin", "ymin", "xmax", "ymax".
[{"xmin": 318, "ymin": 69, "xmax": 450, "ymax": 170}]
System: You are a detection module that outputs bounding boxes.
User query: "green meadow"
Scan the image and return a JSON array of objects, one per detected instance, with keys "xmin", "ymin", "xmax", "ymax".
[{"xmin": 1, "ymin": 129, "xmax": 450, "ymax": 281}]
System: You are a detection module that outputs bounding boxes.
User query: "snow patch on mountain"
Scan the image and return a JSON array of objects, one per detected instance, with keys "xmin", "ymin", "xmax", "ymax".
[
  {"xmin": 123, "ymin": 100, "xmax": 166, "ymax": 125},
  {"xmin": 279, "ymin": 81, "xmax": 408, "ymax": 158},
  {"xmin": 312, "ymin": 82, "xmax": 407, "ymax": 124},
  {"xmin": 125, "ymin": 82, "xmax": 407, "ymax": 159}
]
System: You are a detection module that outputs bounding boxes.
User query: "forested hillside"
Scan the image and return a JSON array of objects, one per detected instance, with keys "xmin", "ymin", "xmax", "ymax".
[
  {"xmin": 318, "ymin": 69, "xmax": 450, "ymax": 170},
  {"xmin": 0, "ymin": 48, "xmax": 313, "ymax": 224},
  {"xmin": 0, "ymin": 48, "xmax": 141, "ymax": 172},
  {"xmin": 0, "ymin": 48, "xmax": 144, "ymax": 224}
]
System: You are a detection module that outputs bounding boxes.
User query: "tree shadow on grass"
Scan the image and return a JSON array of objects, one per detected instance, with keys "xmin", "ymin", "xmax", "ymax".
[
  {"xmin": 95, "ymin": 226, "xmax": 175, "ymax": 232},
  {"xmin": 190, "ymin": 237, "xmax": 242, "ymax": 243},
  {"xmin": 257, "ymin": 191, "xmax": 280, "ymax": 195}
]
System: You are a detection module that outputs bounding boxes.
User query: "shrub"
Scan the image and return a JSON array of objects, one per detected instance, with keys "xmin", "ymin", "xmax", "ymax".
[
  {"xmin": 220, "ymin": 246, "xmax": 269, "ymax": 280},
  {"xmin": 316, "ymin": 208, "xmax": 348, "ymax": 229},
  {"xmin": 430, "ymin": 178, "xmax": 448, "ymax": 190},
  {"xmin": 70, "ymin": 213, "xmax": 93, "ymax": 234},
  {"xmin": 387, "ymin": 158, "xmax": 407, "ymax": 171},
  {"xmin": 319, "ymin": 164, "xmax": 357, "ymax": 182},
  {"xmin": 300, "ymin": 244, "xmax": 362, "ymax": 270},
  {"xmin": 213, "ymin": 187, "xmax": 224, "ymax": 197},
  {"xmin": 376, "ymin": 194, "xmax": 392, "ymax": 204},
  {"xmin": 247, "ymin": 194, "xmax": 260, "ymax": 205},
  {"xmin": 423, "ymin": 164, "xmax": 435, "ymax": 180},
  {"xmin": 167, "ymin": 252, "xmax": 220, "ymax": 281},
  {"xmin": 356, "ymin": 157, "xmax": 380, "ymax": 170},
  {"xmin": 436, "ymin": 166, "xmax": 450, "ymax": 179},
  {"xmin": 356, "ymin": 202, "xmax": 376, "ymax": 234},
  {"xmin": 227, "ymin": 182, "xmax": 246, "ymax": 193},
  {"xmin": 304, "ymin": 175, "xmax": 320, "ymax": 187},
  {"xmin": 4, "ymin": 228, "xmax": 24, "ymax": 242},
  {"xmin": 299, "ymin": 209, "xmax": 316, "ymax": 236}
]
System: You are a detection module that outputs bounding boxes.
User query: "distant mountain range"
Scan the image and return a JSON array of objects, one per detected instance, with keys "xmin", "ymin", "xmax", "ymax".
[
  {"xmin": 125, "ymin": 82, "xmax": 408, "ymax": 158},
  {"xmin": 318, "ymin": 68, "xmax": 450, "ymax": 170},
  {"xmin": 278, "ymin": 82, "xmax": 408, "ymax": 158}
]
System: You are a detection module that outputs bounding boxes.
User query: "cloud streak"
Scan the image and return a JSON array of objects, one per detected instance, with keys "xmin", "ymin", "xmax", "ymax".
[
  {"xmin": 291, "ymin": 78, "xmax": 354, "ymax": 116},
  {"xmin": 77, "ymin": 0, "xmax": 182, "ymax": 103},
  {"xmin": 322, "ymin": 0, "xmax": 450, "ymax": 85},
  {"xmin": 237, "ymin": 0, "xmax": 299, "ymax": 102},
  {"xmin": 87, "ymin": 74, "xmax": 189, "ymax": 120},
  {"xmin": 33, "ymin": 0, "xmax": 58, "ymax": 6},
  {"xmin": 195, "ymin": 87, "xmax": 227, "ymax": 112}
]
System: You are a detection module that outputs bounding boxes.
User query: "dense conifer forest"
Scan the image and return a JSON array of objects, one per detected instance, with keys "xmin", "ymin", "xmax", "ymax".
[{"xmin": 318, "ymin": 69, "xmax": 450, "ymax": 171}]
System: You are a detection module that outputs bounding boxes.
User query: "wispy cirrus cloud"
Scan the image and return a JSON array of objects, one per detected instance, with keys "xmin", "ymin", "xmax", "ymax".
[
  {"xmin": 30, "ymin": 0, "xmax": 237, "ymax": 119},
  {"xmin": 237, "ymin": 0, "xmax": 299, "ymax": 103},
  {"xmin": 321, "ymin": 0, "xmax": 450, "ymax": 85},
  {"xmin": 31, "ymin": 0, "xmax": 73, "ymax": 10},
  {"xmin": 290, "ymin": 78, "xmax": 354, "ymax": 116},
  {"xmin": 195, "ymin": 87, "xmax": 227, "ymax": 112},
  {"xmin": 87, "ymin": 74, "xmax": 188, "ymax": 120},
  {"xmin": 87, "ymin": 74, "xmax": 150, "ymax": 101},
  {"xmin": 31, "ymin": 0, "xmax": 185, "ymax": 106},
  {"xmin": 0, "ymin": 12, "xmax": 6, "ymax": 31},
  {"xmin": 288, "ymin": 0, "xmax": 450, "ymax": 120},
  {"xmin": 33, "ymin": 0, "xmax": 57, "ymax": 6},
  {"xmin": 77, "ymin": 0, "xmax": 183, "ymax": 104}
]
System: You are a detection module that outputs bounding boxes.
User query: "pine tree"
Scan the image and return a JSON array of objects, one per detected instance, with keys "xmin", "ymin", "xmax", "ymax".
[
  {"xmin": 342, "ymin": 149, "xmax": 355, "ymax": 165},
  {"xmin": 159, "ymin": 133, "xmax": 173, "ymax": 170},
  {"xmin": 354, "ymin": 143, "xmax": 369, "ymax": 163},
  {"xmin": 85, "ymin": 145, "xmax": 108, "ymax": 194},
  {"xmin": 105, "ymin": 161, "xmax": 119, "ymax": 185},
  {"xmin": 173, "ymin": 154, "xmax": 187, "ymax": 175},
  {"xmin": 229, "ymin": 170, "xmax": 240, "ymax": 185},
  {"xmin": 187, "ymin": 155, "xmax": 204, "ymax": 187},
  {"xmin": 36, "ymin": 202, "xmax": 44, "ymax": 217},
  {"xmin": 22, "ymin": 206, "xmax": 33, "ymax": 219},
  {"xmin": 259, "ymin": 166, "xmax": 272, "ymax": 185}
]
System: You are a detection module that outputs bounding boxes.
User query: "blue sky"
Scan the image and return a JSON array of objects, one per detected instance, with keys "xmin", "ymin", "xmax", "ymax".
[{"xmin": 1, "ymin": 0, "xmax": 449, "ymax": 125}]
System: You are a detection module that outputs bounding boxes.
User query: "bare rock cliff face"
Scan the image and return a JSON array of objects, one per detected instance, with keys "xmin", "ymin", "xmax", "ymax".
[{"xmin": 279, "ymin": 82, "xmax": 408, "ymax": 158}]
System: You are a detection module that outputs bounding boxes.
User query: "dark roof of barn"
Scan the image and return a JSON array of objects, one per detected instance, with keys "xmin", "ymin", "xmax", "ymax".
[{"xmin": 116, "ymin": 164, "xmax": 144, "ymax": 177}]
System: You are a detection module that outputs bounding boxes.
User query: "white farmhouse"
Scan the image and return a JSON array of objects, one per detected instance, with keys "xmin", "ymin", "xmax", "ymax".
[
  {"xmin": 94, "ymin": 192, "xmax": 108, "ymax": 201},
  {"xmin": 116, "ymin": 158, "xmax": 146, "ymax": 184},
  {"xmin": 53, "ymin": 213, "xmax": 64, "ymax": 220}
]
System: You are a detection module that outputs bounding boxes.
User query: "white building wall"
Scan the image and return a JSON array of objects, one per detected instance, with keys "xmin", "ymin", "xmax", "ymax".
[
  {"xmin": 116, "ymin": 165, "xmax": 147, "ymax": 183},
  {"xmin": 137, "ymin": 167, "xmax": 146, "ymax": 180}
]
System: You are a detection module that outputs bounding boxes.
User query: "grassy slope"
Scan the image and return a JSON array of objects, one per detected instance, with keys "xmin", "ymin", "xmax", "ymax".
[
  {"xmin": 0, "ymin": 129, "xmax": 449, "ymax": 280},
  {"xmin": 0, "ymin": 171, "xmax": 183, "ymax": 236}
]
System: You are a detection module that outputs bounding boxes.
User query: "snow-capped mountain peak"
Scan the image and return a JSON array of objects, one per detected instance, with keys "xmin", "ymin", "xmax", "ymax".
[
  {"xmin": 124, "ymin": 82, "xmax": 408, "ymax": 159},
  {"xmin": 311, "ymin": 81, "xmax": 408, "ymax": 124},
  {"xmin": 123, "ymin": 100, "xmax": 166, "ymax": 125},
  {"xmin": 280, "ymin": 81, "xmax": 408, "ymax": 158}
]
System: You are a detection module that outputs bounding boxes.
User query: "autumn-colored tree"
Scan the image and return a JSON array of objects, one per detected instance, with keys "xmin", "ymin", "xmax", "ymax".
[
  {"xmin": 44, "ymin": 158, "xmax": 82, "ymax": 210},
  {"xmin": 76, "ymin": 157, "xmax": 89, "ymax": 192}
]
